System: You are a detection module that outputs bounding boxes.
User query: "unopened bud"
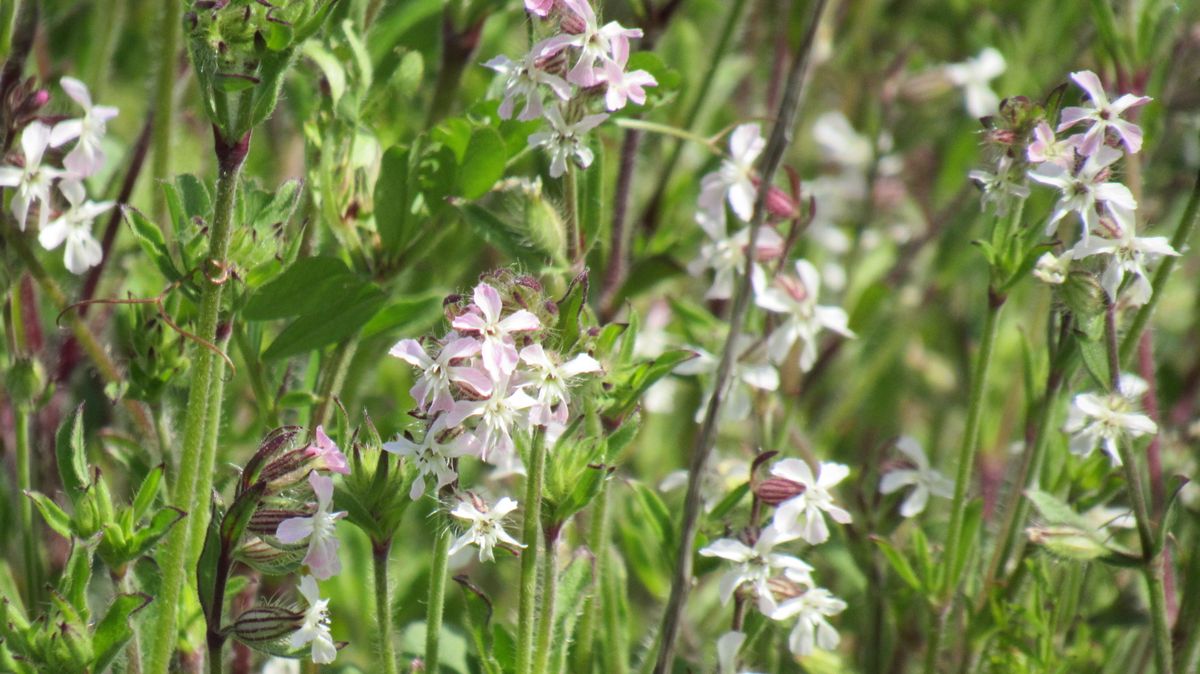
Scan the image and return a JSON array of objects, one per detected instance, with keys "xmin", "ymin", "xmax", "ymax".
[
  {"xmin": 754, "ymin": 477, "xmax": 805, "ymax": 506},
  {"xmin": 248, "ymin": 506, "xmax": 314, "ymax": 536},
  {"xmin": 1027, "ymin": 525, "xmax": 1107, "ymax": 561},
  {"xmin": 229, "ymin": 605, "xmax": 305, "ymax": 646},
  {"xmin": 235, "ymin": 537, "xmax": 306, "ymax": 574},
  {"xmin": 5, "ymin": 358, "xmax": 45, "ymax": 406}
]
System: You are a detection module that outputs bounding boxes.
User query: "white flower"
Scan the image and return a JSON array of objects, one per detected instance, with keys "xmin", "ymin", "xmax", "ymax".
[
  {"xmin": 968, "ymin": 155, "xmax": 1030, "ymax": 216},
  {"xmin": 1064, "ymin": 376, "xmax": 1157, "ymax": 466},
  {"xmin": 537, "ymin": 0, "xmax": 643, "ymax": 87},
  {"xmin": 49, "ymin": 77, "xmax": 119, "ymax": 177},
  {"xmin": 383, "ymin": 419, "xmax": 466, "ymax": 500},
  {"xmin": 38, "ymin": 179, "xmax": 111, "ymax": 274},
  {"xmin": 1027, "ymin": 121, "xmax": 1080, "ymax": 170},
  {"xmin": 761, "ymin": 585, "xmax": 848, "ymax": 657},
  {"xmin": 389, "ymin": 336, "xmax": 492, "ymax": 414},
  {"xmin": 1032, "ymin": 249, "xmax": 1073, "ymax": 285},
  {"xmin": 878, "ymin": 436, "xmax": 953, "ymax": 517},
  {"xmin": 451, "ymin": 283, "xmax": 542, "ymax": 380},
  {"xmin": 275, "ymin": 472, "xmax": 347, "ymax": 580},
  {"xmin": 699, "ymin": 526, "xmax": 811, "ymax": 605},
  {"xmin": 527, "ymin": 105, "xmax": 609, "ymax": 178},
  {"xmin": 753, "ymin": 260, "xmax": 854, "ymax": 371},
  {"xmin": 812, "ymin": 111, "xmax": 874, "ymax": 172},
  {"xmin": 291, "ymin": 576, "xmax": 337, "ymax": 664},
  {"xmin": 484, "ymin": 42, "xmax": 572, "ymax": 122},
  {"xmin": 1058, "ymin": 70, "xmax": 1151, "ymax": 156},
  {"xmin": 675, "ymin": 340, "xmax": 779, "ymax": 423},
  {"xmin": 446, "ymin": 373, "xmax": 537, "ymax": 465},
  {"xmin": 699, "ymin": 123, "xmax": 765, "ymax": 222},
  {"xmin": 716, "ymin": 631, "xmax": 766, "ymax": 674},
  {"xmin": 448, "ymin": 495, "xmax": 525, "ymax": 562},
  {"xmin": 770, "ymin": 459, "xmax": 852, "ymax": 544},
  {"xmin": 0, "ymin": 122, "xmax": 62, "ymax": 232},
  {"xmin": 688, "ymin": 220, "xmax": 784, "ymax": 302},
  {"xmin": 944, "ymin": 47, "xmax": 1006, "ymax": 118},
  {"xmin": 518, "ymin": 344, "xmax": 602, "ymax": 426},
  {"xmin": 599, "ymin": 38, "xmax": 657, "ymax": 111},
  {"xmin": 1069, "ymin": 214, "xmax": 1179, "ymax": 306},
  {"xmin": 1029, "ymin": 146, "xmax": 1136, "ymax": 241}
]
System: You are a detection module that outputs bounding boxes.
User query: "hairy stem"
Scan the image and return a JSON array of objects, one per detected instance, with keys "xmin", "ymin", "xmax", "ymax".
[
  {"xmin": 532, "ymin": 527, "xmax": 559, "ymax": 674},
  {"xmin": 652, "ymin": 2, "xmax": 828, "ymax": 669},
  {"xmin": 374, "ymin": 540, "xmax": 399, "ymax": 674},
  {"xmin": 150, "ymin": 0, "xmax": 181, "ymax": 223},
  {"xmin": 147, "ymin": 132, "xmax": 247, "ymax": 674},
  {"xmin": 15, "ymin": 405, "xmax": 37, "ymax": 606},
  {"xmin": 572, "ymin": 477, "xmax": 612, "ymax": 671},
  {"xmin": 564, "ymin": 162, "xmax": 581, "ymax": 267},
  {"xmin": 425, "ymin": 507, "xmax": 451, "ymax": 674},
  {"xmin": 516, "ymin": 428, "xmax": 548, "ymax": 674}
]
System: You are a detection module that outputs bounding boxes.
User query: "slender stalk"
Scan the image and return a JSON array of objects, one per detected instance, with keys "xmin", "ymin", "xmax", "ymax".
[
  {"xmin": 190, "ymin": 331, "xmax": 231, "ymax": 563},
  {"xmin": 532, "ymin": 528, "xmax": 559, "ymax": 674},
  {"xmin": 15, "ymin": 406, "xmax": 37, "ymax": 606},
  {"xmin": 147, "ymin": 133, "xmax": 248, "ymax": 674},
  {"xmin": 234, "ymin": 325, "xmax": 280, "ymax": 427},
  {"xmin": 925, "ymin": 289, "xmax": 1004, "ymax": 674},
  {"xmin": 1104, "ymin": 305, "xmax": 1174, "ymax": 674},
  {"xmin": 118, "ymin": 570, "xmax": 143, "ymax": 674},
  {"xmin": 150, "ymin": 0, "xmax": 182, "ymax": 224},
  {"xmin": 564, "ymin": 163, "xmax": 581, "ymax": 267},
  {"xmin": 572, "ymin": 477, "xmax": 612, "ymax": 671},
  {"xmin": 374, "ymin": 540, "xmax": 399, "ymax": 674},
  {"xmin": 600, "ymin": 129, "xmax": 642, "ymax": 317},
  {"xmin": 312, "ymin": 336, "xmax": 359, "ymax": 428},
  {"xmin": 602, "ymin": 542, "xmax": 629, "ymax": 674},
  {"xmin": 516, "ymin": 428, "xmax": 548, "ymax": 674},
  {"xmin": 425, "ymin": 506, "xmax": 452, "ymax": 674},
  {"xmin": 652, "ymin": 2, "xmax": 829, "ymax": 669}
]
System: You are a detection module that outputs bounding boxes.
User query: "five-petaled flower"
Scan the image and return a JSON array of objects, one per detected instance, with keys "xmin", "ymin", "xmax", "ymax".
[
  {"xmin": 1058, "ymin": 70, "xmax": 1151, "ymax": 156},
  {"xmin": 1064, "ymin": 376, "xmax": 1157, "ymax": 466},
  {"xmin": 761, "ymin": 584, "xmax": 848, "ymax": 657},
  {"xmin": 448, "ymin": 494, "xmax": 525, "ymax": 562},
  {"xmin": 291, "ymin": 575, "xmax": 338, "ymax": 664},
  {"xmin": 303, "ymin": 425, "xmax": 350, "ymax": 475},
  {"xmin": 527, "ymin": 106, "xmax": 610, "ymax": 178},
  {"xmin": 699, "ymin": 526, "xmax": 812, "ymax": 605},
  {"xmin": 49, "ymin": 77, "xmax": 119, "ymax": 177},
  {"xmin": 752, "ymin": 261, "xmax": 854, "ymax": 372},
  {"xmin": 1069, "ymin": 212, "xmax": 1179, "ymax": 306},
  {"xmin": 452, "ymin": 283, "xmax": 543, "ymax": 380},
  {"xmin": 518, "ymin": 344, "xmax": 602, "ymax": 427},
  {"xmin": 484, "ymin": 43, "xmax": 572, "ymax": 122},
  {"xmin": 38, "ymin": 179, "xmax": 111, "ymax": 274},
  {"xmin": 878, "ymin": 436, "xmax": 954, "ymax": 518},
  {"xmin": 1029, "ymin": 146, "xmax": 1137, "ymax": 241},
  {"xmin": 390, "ymin": 336, "xmax": 493, "ymax": 414},
  {"xmin": 383, "ymin": 419, "xmax": 465, "ymax": 500},
  {"xmin": 769, "ymin": 459, "xmax": 853, "ymax": 545},
  {"xmin": 0, "ymin": 122, "xmax": 62, "ymax": 232},
  {"xmin": 276, "ymin": 472, "xmax": 348, "ymax": 580},
  {"xmin": 699, "ymin": 123, "xmax": 766, "ymax": 222}
]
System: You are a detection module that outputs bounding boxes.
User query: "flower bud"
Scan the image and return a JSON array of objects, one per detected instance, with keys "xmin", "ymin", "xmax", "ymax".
[
  {"xmin": 5, "ymin": 358, "xmax": 45, "ymax": 406},
  {"xmin": 229, "ymin": 605, "xmax": 306, "ymax": 646},
  {"xmin": 235, "ymin": 537, "xmax": 306, "ymax": 575},
  {"xmin": 248, "ymin": 506, "xmax": 315, "ymax": 536},
  {"xmin": 754, "ymin": 477, "xmax": 805, "ymax": 505},
  {"xmin": 1026, "ymin": 525, "xmax": 1108, "ymax": 561}
]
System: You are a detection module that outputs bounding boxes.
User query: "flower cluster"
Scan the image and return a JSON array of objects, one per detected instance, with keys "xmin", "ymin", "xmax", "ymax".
[
  {"xmin": 702, "ymin": 458, "xmax": 853, "ymax": 662},
  {"xmin": 485, "ymin": 0, "xmax": 657, "ymax": 177},
  {"xmin": 0, "ymin": 78, "xmax": 118, "ymax": 274},
  {"xmin": 387, "ymin": 271, "xmax": 602, "ymax": 560}
]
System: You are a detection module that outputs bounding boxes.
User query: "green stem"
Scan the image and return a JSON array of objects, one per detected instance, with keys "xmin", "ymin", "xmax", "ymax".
[
  {"xmin": 425, "ymin": 507, "xmax": 451, "ymax": 674},
  {"xmin": 926, "ymin": 289, "xmax": 1004, "ymax": 674},
  {"xmin": 150, "ymin": 0, "xmax": 182, "ymax": 225},
  {"xmin": 572, "ymin": 478, "xmax": 612, "ymax": 672},
  {"xmin": 147, "ymin": 138, "xmax": 247, "ymax": 674},
  {"xmin": 516, "ymin": 428, "xmax": 548, "ymax": 674},
  {"xmin": 612, "ymin": 118, "xmax": 719, "ymax": 151},
  {"xmin": 311, "ymin": 336, "xmax": 359, "ymax": 429},
  {"xmin": 15, "ymin": 406, "xmax": 37, "ymax": 607},
  {"xmin": 563, "ymin": 163, "xmax": 581, "ymax": 266},
  {"xmin": 118, "ymin": 570, "xmax": 143, "ymax": 674},
  {"xmin": 1105, "ymin": 306, "xmax": 1174, "ymax": 674},
  {"xmin": 532, "ymin": 527, "xmax": 559, "ymax": 674},
  {"xmin": 234, "ymin": 325, "xmax": 279, "ymax": 427},
  {"xmin": 374, "ymin": 540, "xmax": 399, "ymax": 674}
]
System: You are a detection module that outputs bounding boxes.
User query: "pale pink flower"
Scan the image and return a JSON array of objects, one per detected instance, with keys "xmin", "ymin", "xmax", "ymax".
[
  {"xmin": 484, "ymin": 41, "xmax": 572, "ymax": 121},
  {"xmin": 524, "ymin": 0, "xmax": 555, "ymax": 17},
  {"xmin": 448, "ymin": 495, "xmax": 525, "ymax": 562},
  {"xmin": 0, "ymin": 122, "xmax": 62, "ymax": 232},
  {"xmin": 389, "ymin": 336, "xmax": 492, "ymax": 413},
  {"xmin": 752, "ymin": 261, "xmax": 854, "ymax": 371},
  {"xmin": 1069, "ymin": 212, "xmax": 1179, "ymax": 306},
  {"xmin": 1058, "ymin": 70, "xmax": 1151, "ymax": 156},
  {"xmin": 518, "ymin": 344, "xmax": 602, "ymax": 426},
  {"xmin": 527, "ymin": 106, "xmax": 609, "ymax": 178},
  {"xmin": 49, "ymin": 77, "xmax": 119, "ymax": 177},
  {"xmin": 699, "ymin": 124, "xmax": 765, "ymax": 222},
  {"xmin": 1029, "ymin": 146, "xmax": 1136, "ymax": 241},
  {"xmin": 600, "ymin": 38, "xmax": 657, "ymax": 111},
  {"xmin": 276, "ymin": 472, "xmax": 347, "ymax": 580},
  {"xmin": 446, "ymin": 374, "xmax": 538, "ymax": 464},
  {"xmin": 538, "ymin": 0, "xmax": 643, "ymax": 87},
  {"xmin": 303, "ymin": 426, "xmax": 350, "ymax": 475},
  {"xmin": 688, "ymin": 204, "xmax": 784, "ymax": 300},
  {"xmin": 1026, "ymin": 121, "xmax": 1079, "ymax": 169},
  {"xmin": 770, "ymin": 459, "xmax": 852, "ymax": 545},
  {"xmin": 382, "ymin": 419, "xmax": 466, "ymax": 500},
  {"xmin": 38, "ymin": 179, "xmax": 110, "ymax": 274},
  {"xmin": 451, "ymin": 283, "xmax": 542, "ymax": 380}
]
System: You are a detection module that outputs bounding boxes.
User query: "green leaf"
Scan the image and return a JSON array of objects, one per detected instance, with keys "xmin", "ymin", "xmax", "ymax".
[
  {"xmin": 553, "ymin": 271, "xmax": 589, "ymax": 352},
  {"xmin": 949, "ymin": 499, "xmax": 984, "ymax": 590},
  {"xmin": 872, "ymin": 535, "xmax": 924, "ymax": 593},
  {"xmin": 91, "ymin": 593, "xmax": 152, "ymax": 673},
  {"xmin": 454, "ymin": 576, "xmax": 503, "ymax": 674},
  {"xmin": 243, "ymin": 256, "xmax": 363, "ymax": 321},
  {"xmin": 630, "ymin": 481, "xmax": 675, "ymax": 554},
  {"xmin": 61, "ymin": 543, "xmax": 92, "ymax": 619},
  {"xmin": 123, "ymin": 206, "xmax": 181, "ymax": 281},
  {"xmin": 706, "ymin": 483, "xmax": 749, "ymax": 522},
  {"xmin": 303, "ymin": 42, "xmax": 346, "ymax": 107},
  {"xmin": 221, "ymin": 483, "xmax": 267, "ymax": 549},
  {"xmin": 361, "ymin": 292, "xmax": 444, "ymax": 340},
  {"xmin": 197, "ymin": 503, "xmax": 223, "ymax": 621},
  {"xmin": 375, "ymin": 144, "xmax": 419, "ymax": 252},
  {"xmin": 26, "ymin": 491, "xmax": 74, "ymax": 539},
  {"xmin": 131, "ymin": 464, "xmax": 165, "ymax": 522},
  {"xmin": 127, "ymin": 507, "xmax": 186, "ymax": 559},
  {"xmin": 549, "ymin": 552, "xmax": 595, "ymax": 673},
  {"xmin": 55, "ymin": 405, "xmax": 89, "ymax": 506},
  {"xmin": 456, "ymin": 202, "xmax": 547, "ymax": 267},
  {"xmin": 261, "ymin": 283, "xmax": 386, "ymax": 360},
  {"xmin": 249, "ymin": 179, "xmax": 303, "ymax": 230},
  {"xmin": 1077, "ymin": 335, "xmax": 1112, "ymax": 392},
  {"xmin": 1025, "ymin": 489, "xmax": 1093, "ymax": 530},
  {"xmin": 458, "ymin": 128, "xmax": 506, "ymax": 199}
]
